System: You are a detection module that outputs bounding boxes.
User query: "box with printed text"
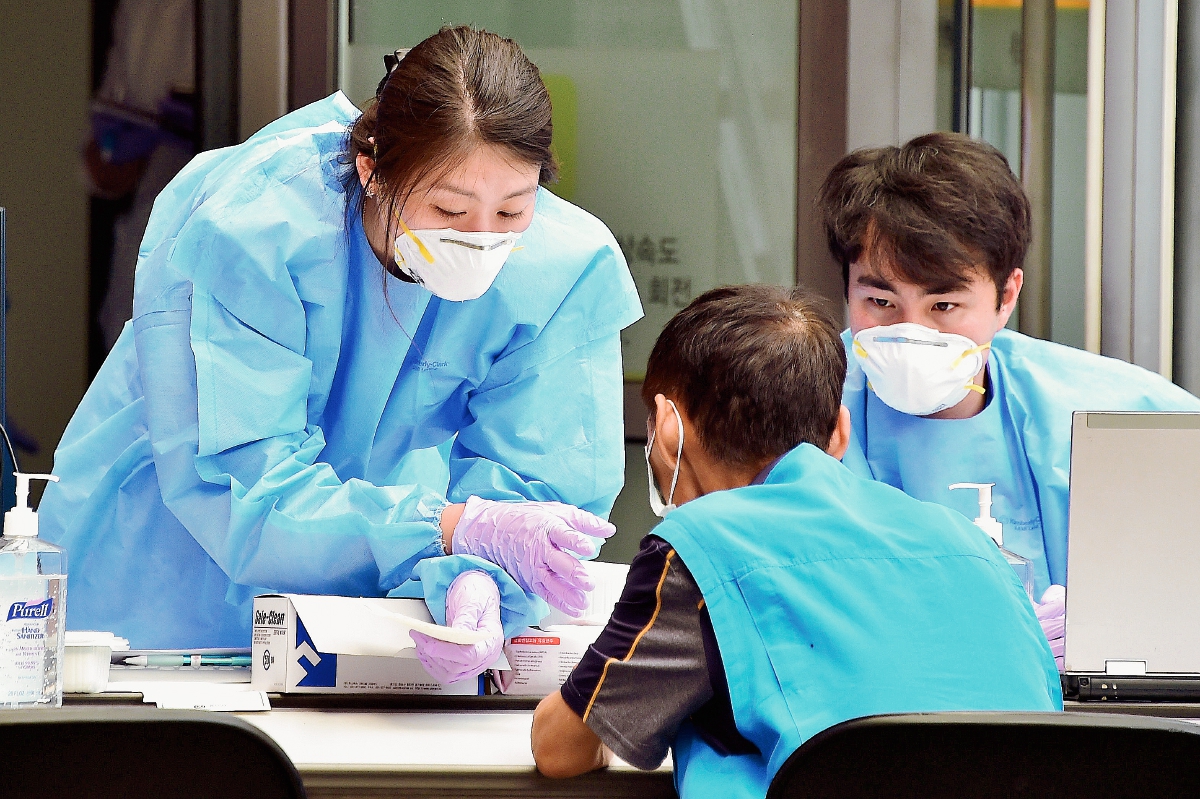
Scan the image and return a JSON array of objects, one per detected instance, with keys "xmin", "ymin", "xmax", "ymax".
[
  {"xmin": 494, "ymin": 560, "xmax": 630, "ymax": 697},
  {"xmin": 250, "ymin": 594, "xmax": 497, "ymax": 695},
  {"xmin": 496, "ymin": 625, "xmax": 606, "ymax": 696}
]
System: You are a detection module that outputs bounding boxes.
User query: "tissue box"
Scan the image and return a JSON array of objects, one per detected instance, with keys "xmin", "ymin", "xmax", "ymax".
[{"xmin": 250, "ymin": 594, "xmax": 493, "ymax": 695}]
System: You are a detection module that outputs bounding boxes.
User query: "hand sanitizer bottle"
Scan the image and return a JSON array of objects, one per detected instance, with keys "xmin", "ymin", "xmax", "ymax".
[
  {"xmin": 0, "ymin": 473, "xmax": 66, "ymax": 708},
  {"xmin": 949, "ymin": 482, "xmax": 1035, "ymax": 601}
]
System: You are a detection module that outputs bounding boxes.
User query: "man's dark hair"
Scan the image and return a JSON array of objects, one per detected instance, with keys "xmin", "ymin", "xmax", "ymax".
[
  {"xmin": 817, "ymin": 131, "xmax": 1031, "ymax": 308},
  {"xmin": 641, "ymin": 285, "xmax": 847, "ymax": 469}
]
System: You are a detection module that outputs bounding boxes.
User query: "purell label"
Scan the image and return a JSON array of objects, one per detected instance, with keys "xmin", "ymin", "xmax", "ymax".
[
  {"xmin": 0, "ymin": 576, "xmax": 64, "ymax": 705},
  {"xmin": 0, "ymin": 596, "xmax": 50, "ymax": 702},
  {"xmin": 7, "ymin": 599, "xmax": 52, "ymax": 621}
]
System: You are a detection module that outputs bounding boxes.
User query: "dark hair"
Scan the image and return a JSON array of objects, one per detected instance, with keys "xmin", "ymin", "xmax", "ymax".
[
  {"xmin": 817, "ymin": 131, "xmax": 1030, "ymax": 308},
  {"xmin": 345, "ymin": 26, "xmax": 558, "ymax": 225},
  {"xmin": 641, "ymin": 285, "xmax": 847, "ymax": 468}
]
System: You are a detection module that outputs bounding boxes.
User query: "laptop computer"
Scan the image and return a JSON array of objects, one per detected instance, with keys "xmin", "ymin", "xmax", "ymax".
[{"xmin": 1063, "ymin": 411, "xmax": 1200, "ymax": 701}]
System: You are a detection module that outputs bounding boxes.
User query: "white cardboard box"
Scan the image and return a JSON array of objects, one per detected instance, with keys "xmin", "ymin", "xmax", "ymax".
[
  {"xmin": 497, "ymin": 625, "xmax": 607, "ymax": 697},
  {"xmin": 496, "ymin": 560, "xmax": 631, "ymax": 697},
  {"xmin": 250, "ymin": 594, "xmax": 489, "ymax": 695}
]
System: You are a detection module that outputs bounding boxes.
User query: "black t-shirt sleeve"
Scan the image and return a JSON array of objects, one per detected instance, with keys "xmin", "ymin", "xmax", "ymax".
[{"xmin": 559, "ymin": 536, "xmax": 713, "ymax": 769}]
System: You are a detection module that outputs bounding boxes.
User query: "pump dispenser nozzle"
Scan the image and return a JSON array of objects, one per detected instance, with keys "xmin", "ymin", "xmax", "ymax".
[
  {"xmin": 948, "ymin": 482, "xmax": 1003, "ymax": 546},
  {"xmin": 4, "ymin": 473, "xmax": 60, "ymax": 538},
  {"xmin": 949, "ymin": 481, "xmax": 1035, "ymax": 601}
]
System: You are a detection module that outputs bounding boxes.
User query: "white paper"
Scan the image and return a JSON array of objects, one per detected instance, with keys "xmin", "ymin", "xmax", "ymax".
[
  {"xmin": 137, "ymin": 682, "xmax": 271, "ymax": 712},
  {"xmin": 287, "ymin": 595, "xmax": 491, "ymax": 657},
  {"xmin": 542, "ymin": 561, "xmax": 630, "ymax": 627}
]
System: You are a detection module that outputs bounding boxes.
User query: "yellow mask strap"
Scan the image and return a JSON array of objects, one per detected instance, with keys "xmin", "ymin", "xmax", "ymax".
[
  {"xmin": 853, "ymin": 340, "xmax": 869, "ymax": 360},
  {"xmin": 950, "ymin": 342, "xmax": 990, "ymax": 370},
  {"xmin": 394, "ymin": 213, "xmax": 435, "ymax": 264},
  {"xmin": 964, "ymin": 382, "xmax": 987, "ymax": 395}
]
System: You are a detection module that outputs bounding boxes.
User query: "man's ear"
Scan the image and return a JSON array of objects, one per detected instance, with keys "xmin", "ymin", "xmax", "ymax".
[
  {"xmin": 996, "ymin": 267, "xmax": 1023, "ymax": 328},
  {"xmin": 651, "ymin": 394, "xmax": 682, "ymax": 469},
  {"xmin": 825, "ymin": 405, "xmax": 852, "ymax": 461}
]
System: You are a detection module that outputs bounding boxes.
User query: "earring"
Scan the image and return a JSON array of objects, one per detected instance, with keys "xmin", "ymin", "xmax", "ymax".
[{"xmin": 365, "ymin": 185, "xmax": 375, "ymax": 198}]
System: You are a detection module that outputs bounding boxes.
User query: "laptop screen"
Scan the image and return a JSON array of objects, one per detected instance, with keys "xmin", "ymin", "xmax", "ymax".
[{"xmin": 1066, "ymin": 411, "xmax": 1200, "ymax": 675}]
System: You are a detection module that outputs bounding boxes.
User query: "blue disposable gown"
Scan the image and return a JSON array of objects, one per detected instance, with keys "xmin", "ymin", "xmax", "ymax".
[
  {"xmin": 38, "ymin": 93, "xmax": 643, "ymax": 648},
  {"xmin": 842, "ymin": 328, "xmax": 1200, "ymax": 596},
  {"xmin": 654, "ymin": 444, "xmax": 1061, "ymax": 799}
]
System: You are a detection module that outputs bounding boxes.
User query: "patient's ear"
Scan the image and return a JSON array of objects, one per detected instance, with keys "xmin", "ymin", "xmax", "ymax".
[
  {"xmin": 825, "ymin": 405, "xmax": 851, "ymax": 461},
  {"xmin": 651, "ymin": 394, "xmax": 682, "ymax": 470}
]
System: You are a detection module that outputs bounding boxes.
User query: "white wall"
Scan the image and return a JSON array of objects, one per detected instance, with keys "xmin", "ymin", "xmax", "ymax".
[{"xmin": 846, "ymin": 0, "xmax": 939, "ymax": 150}]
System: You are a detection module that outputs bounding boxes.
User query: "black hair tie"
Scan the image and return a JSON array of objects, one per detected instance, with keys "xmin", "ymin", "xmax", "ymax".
[{"xmin": 376, "ymin": 49, "xmax": 411, "ymax": 97}]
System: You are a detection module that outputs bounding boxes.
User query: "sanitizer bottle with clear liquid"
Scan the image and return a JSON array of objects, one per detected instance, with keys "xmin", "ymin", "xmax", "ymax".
[
  {"xmin": 949, "ymin": 482, "xmax": 1035, "ymax": 601},
  {"xmin": 0, "ymin": 473, "xmax": 66, "ymax": 708}
]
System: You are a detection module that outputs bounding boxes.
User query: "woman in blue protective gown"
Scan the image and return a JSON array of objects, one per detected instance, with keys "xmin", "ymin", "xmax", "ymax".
[{"xmin": 38, "ymin": 27, "xmax": 643, "ymax": 663}]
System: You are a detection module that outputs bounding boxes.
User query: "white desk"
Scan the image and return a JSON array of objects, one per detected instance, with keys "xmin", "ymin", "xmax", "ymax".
[
  {"xmin": 72, "ymin": 670, "xmax": 675, "ymax": 799},
  {"xmin": 236, "ymin": 708, "xmax": 674, "ymax": 799}
]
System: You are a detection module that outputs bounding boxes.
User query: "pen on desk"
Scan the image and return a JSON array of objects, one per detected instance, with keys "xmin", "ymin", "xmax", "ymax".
[{"xmin": 120, "ymin": 654, "xmax": 253, "ymax": 667}]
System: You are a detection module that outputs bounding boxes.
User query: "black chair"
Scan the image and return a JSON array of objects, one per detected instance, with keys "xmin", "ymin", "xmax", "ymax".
[
  {"xmin": 0, "ymin": 706, "xmax": 306, "ymax": 798},
  {"xmin": 767, "ymin": 711, "xmax": 1200, "ymax": 799}
]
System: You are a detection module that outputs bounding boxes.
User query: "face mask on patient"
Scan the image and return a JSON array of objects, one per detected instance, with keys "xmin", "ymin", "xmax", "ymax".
[{"xmin": 646, "ymin": 399, "xmax": 684, "ymax": 517}]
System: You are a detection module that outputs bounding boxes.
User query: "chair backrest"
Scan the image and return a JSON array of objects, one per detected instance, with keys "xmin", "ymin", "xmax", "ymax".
[
  {"xmin": 0, "ymin": 706, "xmax": 306, "ymax": 798},
  {"xmin": 767, "ymin": 711, "xmax": 1200, "ymax": 799}
]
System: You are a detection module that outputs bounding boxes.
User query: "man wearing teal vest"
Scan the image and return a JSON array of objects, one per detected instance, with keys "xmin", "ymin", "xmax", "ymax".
[{"xmin": 531, "ymin": 285, "xmax": 1061, "ymax": 798}]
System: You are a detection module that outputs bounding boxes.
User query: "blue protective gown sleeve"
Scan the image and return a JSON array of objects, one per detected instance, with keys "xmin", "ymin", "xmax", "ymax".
[
  {"xmin": 404, "ymin": 554, "xmax": 548, "ymax": 639},
  {"xmin": 450, "ymin": 332, "xmax": 626, "ymax": 516},
  {"xmin": 134, "ymin": 272, "xmax": 450, "ymax": 606}
]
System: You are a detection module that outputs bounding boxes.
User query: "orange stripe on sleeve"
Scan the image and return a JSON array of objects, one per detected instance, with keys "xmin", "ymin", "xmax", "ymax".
[{"xmin": 582, "ymin": 549, "xmax": 676, "ymax": 723}]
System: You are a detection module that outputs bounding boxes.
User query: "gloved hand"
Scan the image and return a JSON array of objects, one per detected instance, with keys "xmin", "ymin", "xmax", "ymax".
[
  {"xmin": 451, "ymin": 496, "xmax": 616, "ymax": 616},
  {"xmin": 411, "ymin": 570, "xmax": 504, "ymax": 685},
  {"xmin": 1035, "ymin": 584, "xmax": 1066, "ymax": 671}
]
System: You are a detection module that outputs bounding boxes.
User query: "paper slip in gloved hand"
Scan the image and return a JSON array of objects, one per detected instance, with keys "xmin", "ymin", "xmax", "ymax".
[
  {"xmin": 451, "ymin": 497, "xmax": 616, "ymax": 616},
  {"xmin": 1035, "ymin": 584, "xmax": 1066, "ymax": 671},
  {"xmin": 411, "ymin": 570, "xmax": 504, "ymax": 684},
  {"xmin": 285, "ymin": 595, "xmax": 492, "ymax": 658}
]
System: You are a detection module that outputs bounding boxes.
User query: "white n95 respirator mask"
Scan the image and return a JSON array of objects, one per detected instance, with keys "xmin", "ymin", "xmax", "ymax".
[
  {"xmin": 392, "ymin": 215, "xmax": 520, "ymax": 302},
  {"xmin": 852, "ymin": 322, "xmax": 990, "ymax": 416}
]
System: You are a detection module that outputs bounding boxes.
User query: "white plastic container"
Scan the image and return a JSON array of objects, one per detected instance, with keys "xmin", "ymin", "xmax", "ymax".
[
  {"xmin": 0, "ymin": 474, "xmax": 67, "ymax": 707},
  {"xmin": 63, "ymin": 632, "xmax": 127, "ymax": 694}
]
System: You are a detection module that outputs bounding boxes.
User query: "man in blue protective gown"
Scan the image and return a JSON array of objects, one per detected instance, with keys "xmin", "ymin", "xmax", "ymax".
[
  {"xmin": 817, "ymin": 132, "xmax": 1200, "ymax": 666},
  {"xmin": 38, "ymin": 28, "xmax": 643, "ymax": 655},
  {"xmin": 531, "ymin": 286, "xmax": 1061, "ymax": 799}
]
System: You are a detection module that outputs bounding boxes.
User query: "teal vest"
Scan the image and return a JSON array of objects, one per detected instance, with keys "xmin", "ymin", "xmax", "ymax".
[{"xmin": 653, "ymin": 444, "xmax": 1062, "ymax": 799}]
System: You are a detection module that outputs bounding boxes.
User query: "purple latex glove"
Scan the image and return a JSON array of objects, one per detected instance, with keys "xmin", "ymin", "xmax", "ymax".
[
  {"xmin": 411, "ymin": 570, "xmax": 504, "ymax": 685},
  {"xmin": 452, "ymin": 497, "xmax": 616, "ymax": 616},
  {"xmin": 1035, "ymin": 584, "xmax": 1066, "ymax": 671}
]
